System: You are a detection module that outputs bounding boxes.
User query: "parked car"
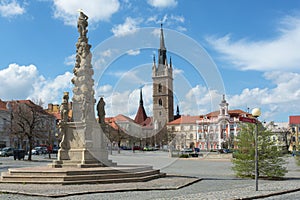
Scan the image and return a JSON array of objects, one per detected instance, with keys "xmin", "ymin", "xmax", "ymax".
[
  {"xmin": 31, "ymin": 146, "xmax": 48, "ymax": 155},
  {"xmin": 181, "ymin": 148, "xmax": 199, "ymax": 157},
  {"xmin": 13, "ymin": 149, "xmax": 25, "ymax": 160},
  {"xmin": 120, "ymin": 146, "xmax": 132, "ymax": 150},
  {"xmin": 133, "ymin": 146, "xmax": 142, "ymax": 151},
  {"xmin": 143, "ymin": 146, "xmax": 154, "ymax": 151},
  {"xmin": 0, "ymin": 147, "xmax": 14, "ymax": 157}
]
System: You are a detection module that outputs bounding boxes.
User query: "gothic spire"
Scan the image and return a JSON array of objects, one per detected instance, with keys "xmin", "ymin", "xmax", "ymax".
[
  {"xmin": 139, "ymin": 86, "xmax": 144, "ymax": 106},
  {"xmin": 158, "ymin": 23, "xmax": 167, "ymax": 66},
  {"xmin": 160, "ymin": 23, "xmax": 166, "ymax": 50}
]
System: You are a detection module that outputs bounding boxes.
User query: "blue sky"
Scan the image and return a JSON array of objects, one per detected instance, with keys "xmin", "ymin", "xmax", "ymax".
[{"xmin": 1, "ymin": 0, "xmax": 300, "ymax": 122}]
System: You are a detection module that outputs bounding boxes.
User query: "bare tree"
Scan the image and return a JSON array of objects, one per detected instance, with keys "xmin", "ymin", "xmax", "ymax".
[{"xmin": 10, "ymin": 100, "xmax": 54, "ymax": 161}]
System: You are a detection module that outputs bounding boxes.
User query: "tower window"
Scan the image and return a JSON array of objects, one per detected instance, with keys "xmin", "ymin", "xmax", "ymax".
[
  {"xmin": 158, "ymin": 99, "xmax": 162, "ymax": 106},
  {"xmin": 158, "ymin": 84, "xmax": 162, "ymax": 93}
]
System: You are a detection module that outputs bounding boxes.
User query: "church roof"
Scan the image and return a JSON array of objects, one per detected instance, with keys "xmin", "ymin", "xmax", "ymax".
[
  {"xmin": 134, "ymin": 105, "xmax": 147, "ymax": 125},
  {"xmin": 134, "ymin": 87, "xmax": 148, "ymax": 125}
]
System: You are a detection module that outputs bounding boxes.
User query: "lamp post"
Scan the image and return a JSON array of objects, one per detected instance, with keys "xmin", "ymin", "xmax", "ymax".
[{"xmin": 251, "ymin": 108, "xmax": 261, "ymax": 191}]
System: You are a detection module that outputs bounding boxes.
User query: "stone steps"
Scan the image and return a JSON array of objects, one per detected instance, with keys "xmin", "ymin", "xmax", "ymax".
[{"xmin": 0, "ymin": 165, "xmax": 166, "ymax": 185}]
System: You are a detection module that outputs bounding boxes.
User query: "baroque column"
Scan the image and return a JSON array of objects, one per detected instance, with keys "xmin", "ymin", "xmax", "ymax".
[{"xmin": 52, "ymin": 11, "xmax": 112, "ymax": 168}]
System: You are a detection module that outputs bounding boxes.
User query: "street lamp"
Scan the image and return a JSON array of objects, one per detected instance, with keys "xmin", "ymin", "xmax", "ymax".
[{"xmin": 251, "ymin": 108, "xmax": 261, "ymax": 191}]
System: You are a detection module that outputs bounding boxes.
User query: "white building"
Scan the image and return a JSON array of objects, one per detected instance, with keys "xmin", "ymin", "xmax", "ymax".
[{"xmin": 167, "ymin": 96, "xmax": 253, "ymax": 150}]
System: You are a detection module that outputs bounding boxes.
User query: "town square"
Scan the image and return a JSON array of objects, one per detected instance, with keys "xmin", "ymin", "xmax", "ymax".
[{"xmin": 1, "ymin": 0, "xmax": 300, "ymax": 199}]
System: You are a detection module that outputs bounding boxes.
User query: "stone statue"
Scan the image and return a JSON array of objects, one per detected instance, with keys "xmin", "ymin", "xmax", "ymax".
[
  {"xmin": 60, "ymin": 92, "xmax": 69, "ymax": 122},
  {"xmin": 97, "ymin": 97, "xmax": 106, "ymax": 125},
  {"xmin": 77, "ymin": 10, "xmax": 88, "ymax": 38}
]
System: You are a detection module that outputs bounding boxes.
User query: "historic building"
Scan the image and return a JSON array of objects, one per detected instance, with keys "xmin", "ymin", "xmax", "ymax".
[
  {"xmin": 0, "ymin": 100, "xmax": 10, "ymax": 148},
  {"xmin": 289, "ymin": 115, "xmax": 300, "ymax": 152},
  {"xmin": 152, "ymin": 24, "xmax": 174, "ymax": 130},
  {"xmin": 167, "ymin": 96, "xmax": 252, "ymax": 151},
  {"xmin": 0, "ymin": 99, "xmax": 56, "ymax": 150},
  {"xmin": 102, "ymin": 25, "xmax": 176, "ymax": 149},
  {"xmin": 263, "ymin": 121, "xmax": 290, "ymax": 151}
]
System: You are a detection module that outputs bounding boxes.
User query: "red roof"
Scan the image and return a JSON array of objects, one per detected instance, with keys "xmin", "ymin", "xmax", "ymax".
[
  {"xmin": 168, "ymin": 115, "xmax": 202, "ymax": 125},
  {"xmin": 105, "ymin": 114, "xmax": 135, "ymax": 130},
  {"xmin": 168, "ymin": 109, "xmax": 252, "ymax": 125},
  {"xmin": 0, "ymin": 99, "xmax": 7, "ymax": 111},
  {"xmin": 289, "ymin": 116, "xmax": 300, "ymax": 125},
  {"xmin": 206, "ymin": 109, "xmax": 250, "ymax": 118},
  {"xmin": 134, "ymin": 105, "xmax": 148, "ymax": 125},
  {"xmin": 0, "ymin": 99, "xmax": 56, "ymax": 118}
]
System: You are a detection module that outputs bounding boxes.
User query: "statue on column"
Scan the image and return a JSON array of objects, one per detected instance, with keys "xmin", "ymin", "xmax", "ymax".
[
  {"xmin": 77, "ymin": 10, "xmax": 88, "ymax": 38},
  {"xmin": 97, "ymin": 97, "xmax": 106, "ymax": 125}
]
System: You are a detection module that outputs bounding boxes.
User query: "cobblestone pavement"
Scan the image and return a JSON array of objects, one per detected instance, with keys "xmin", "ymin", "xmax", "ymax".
[{"xmin": 0, "ymin": 151, "xmax": 299, "ymax": 199}]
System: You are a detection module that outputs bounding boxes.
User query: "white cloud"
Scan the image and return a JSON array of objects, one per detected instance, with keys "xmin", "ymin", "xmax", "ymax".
[
  {"xmin": 0, "ymin": 63, "xmax": 73, "ymax": 106},
  {"xmin": 228, "ymin": 71, "xmax": 300, "ymax": 121},
  {"xmin": 179, "ymin": 85, "xmax": 221, "ymax": 116},
  {"xmin": 53, "ymin": 0, "xmax": 120, "ymax": 26},
  {"xmin": 127, "ymin": 49, "xmax": 140, "ymax": 56},
  {"xmin": 206, "ymin": 15, "xmax": 300, "ymax": 71},
  {"xmin": 170, "ymin": 14, "xmax": 184, "ymax": 23},
  {"xmin": 96, "ymin": 84, "xmax": 113, "ymax": 95},
  {"xmin": 147, "ymin": 0, "xmax": 177, "ymax": 9},
  {"xmin": 98, "ymin": 84, "xmax": 153, "ymax": 118},
  {"xmin": 111, "ymin": 17, "xmax": 141, "ymax": 37},
  {"xmin": 0, "ymin": 63, "xmax": 39, "ymax": 99},
  {"xmin": 30, "ymin": 72, "xmax": 73, "ymax": 105},
  {"xmin": 64, "ymin": 54, "xmax": 76, "ymax": 66},
  {"xmin": 0, "ymin": 0, "xmax": 25, "ymax": 18},
  {"xmin": 173, "ymin": 68, "xmax": 183, "ymax": 77},
  {"xmin": 176, "ymin": 26, "xmax": 187, "ymax": 32},
  {"xmin": 101, "ymin": 49, "xmax": 112, "ymax": 57}
]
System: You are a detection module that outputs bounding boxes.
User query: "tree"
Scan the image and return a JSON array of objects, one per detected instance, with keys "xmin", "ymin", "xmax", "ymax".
[
  {"xmin": 10, "ymin": 100, "xmax": 54, "ymax": 161},
  {"xmin": 232, "ymin": 123, "xmax": 287, "ymax": 178}
]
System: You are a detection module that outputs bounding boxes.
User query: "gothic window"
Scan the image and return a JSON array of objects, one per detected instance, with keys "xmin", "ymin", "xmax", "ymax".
[
  {"xmin": 158, "ymin": 98, "xmax": 162, "ymax": 106},
  {"xmin": 158, "ymin": 84, "xmax": 162, "ymax": 93}
]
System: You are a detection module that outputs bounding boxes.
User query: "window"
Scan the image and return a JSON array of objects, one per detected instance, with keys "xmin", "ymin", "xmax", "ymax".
[
  {"xmin": 158, "ymin": 99, "xmax": 162, "ymax": 106},
  {"xmin": 158, "ymin": 84, "xmax": 162, "ymax": 93},
  {"xmin": 190, "ymin": 134, "xmax": 193, "ymax": 139}
]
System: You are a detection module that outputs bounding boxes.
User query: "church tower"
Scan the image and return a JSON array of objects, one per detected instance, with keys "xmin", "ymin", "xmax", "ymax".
[{"xmin": 152, "ymin": 24, "xmax": 174, "ymax": 129}]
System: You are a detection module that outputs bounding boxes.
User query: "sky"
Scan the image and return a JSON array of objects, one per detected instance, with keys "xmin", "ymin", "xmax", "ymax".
[{"xmin": 1, "ymin": 0, "xmax": 300, "ymax": 123}]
